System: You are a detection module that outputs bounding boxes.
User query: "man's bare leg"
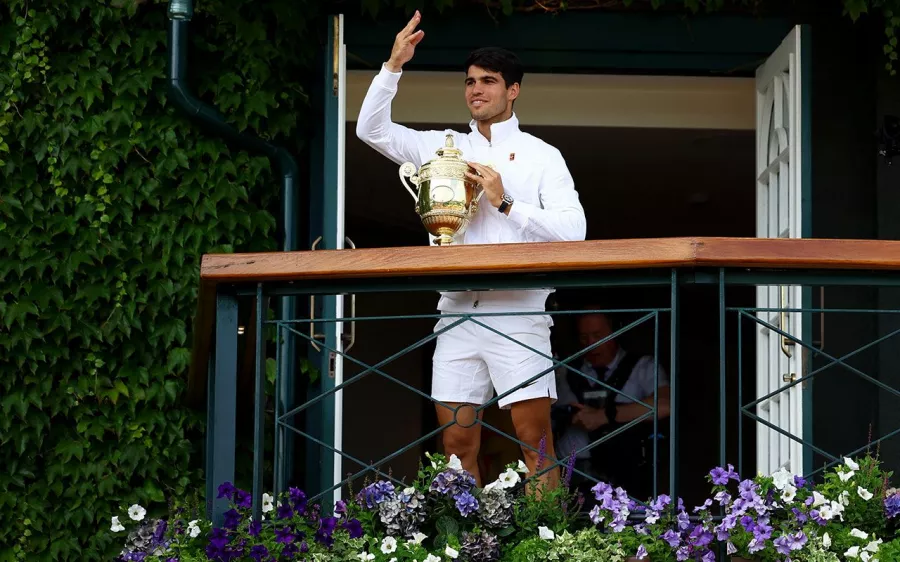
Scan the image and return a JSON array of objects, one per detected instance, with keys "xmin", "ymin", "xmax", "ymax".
[
  {"xmin": 509, "ymin": 397, "xmax": 559, "ymax": 495},
  {"xmin": 435, "ymin": 402, "xmax": 484, "ymax": 486}
]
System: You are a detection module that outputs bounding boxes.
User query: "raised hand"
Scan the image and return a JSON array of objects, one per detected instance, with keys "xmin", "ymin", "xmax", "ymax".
[{"xmin": 386, "ymin": 10, "xmax": 424, "ymax": 73}]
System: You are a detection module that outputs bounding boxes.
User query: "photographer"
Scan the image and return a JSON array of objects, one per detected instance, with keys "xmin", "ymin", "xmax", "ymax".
[{"xmin": 552, "ymin": 311, "xmax": 670, "ymax": 502}]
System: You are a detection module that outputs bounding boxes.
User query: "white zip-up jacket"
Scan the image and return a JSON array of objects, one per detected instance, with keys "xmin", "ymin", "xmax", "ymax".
[{"xmin": 356, "ymin": 64, "xmax": 587, "ymax": 312}]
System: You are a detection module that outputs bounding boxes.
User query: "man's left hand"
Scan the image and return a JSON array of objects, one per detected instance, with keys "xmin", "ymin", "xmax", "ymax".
[
  {"xmin": 465, "ymin": 162, "xmax": 506, "ymax": 210},
  {"xmin": 571, "ymin": 403, "xmax": 608, "ymax": 432}
]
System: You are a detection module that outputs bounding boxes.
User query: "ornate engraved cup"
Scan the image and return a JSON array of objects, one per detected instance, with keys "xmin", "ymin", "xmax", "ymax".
[{"xmin": 398, "ymin": 134, "xmax": 484, "ymax": 246}]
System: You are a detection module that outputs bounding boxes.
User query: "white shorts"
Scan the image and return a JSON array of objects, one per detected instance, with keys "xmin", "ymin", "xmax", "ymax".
[{"xmin": 431, "ymin": 313, "xmax": 557, "ymax": 409}]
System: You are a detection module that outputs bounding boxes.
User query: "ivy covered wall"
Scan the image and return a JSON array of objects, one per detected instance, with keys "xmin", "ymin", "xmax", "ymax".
[{"xmin": 0, "ymin": 0, "xmax": 318, "ymax": 559}]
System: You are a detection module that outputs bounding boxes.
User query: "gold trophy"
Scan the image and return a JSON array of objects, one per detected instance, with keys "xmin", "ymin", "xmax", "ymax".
[{"xmin": 399, "ymin": 134, "xmax": 484, "ymax": 246}]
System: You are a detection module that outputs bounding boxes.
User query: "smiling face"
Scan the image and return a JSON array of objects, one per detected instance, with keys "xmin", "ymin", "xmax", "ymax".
[{"xmin": 464, "ymin": 65, "xmax": 519, "ymax": 123}]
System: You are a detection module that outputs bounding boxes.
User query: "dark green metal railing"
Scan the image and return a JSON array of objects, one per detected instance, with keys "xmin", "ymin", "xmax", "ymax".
[{"xmin": 200, "ymin": 241, "xmax": 900, "ymax": 529}]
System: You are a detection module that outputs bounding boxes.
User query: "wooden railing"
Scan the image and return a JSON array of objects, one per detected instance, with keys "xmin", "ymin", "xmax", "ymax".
[{"xmin": 188, "ymin": 236, "xmax": 900, "ymax": 408}]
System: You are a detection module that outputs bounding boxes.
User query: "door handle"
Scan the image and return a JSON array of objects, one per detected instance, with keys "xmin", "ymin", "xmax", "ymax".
[
  {"xmin": 780, "ymin": 285, "xmax": 794, "ymax": 358},
  {"xmin": 343, "ymin": 237, "xmax": 356, "ymax": 353},
  {"xmin": 309, "ymin": 236, "xmax": 325, "ymax": 351}
]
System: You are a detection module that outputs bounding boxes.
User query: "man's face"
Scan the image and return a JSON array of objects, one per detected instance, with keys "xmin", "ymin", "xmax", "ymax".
[
  {"xmin": 465, "ymin": 65, "xmax": 518, "ymax": 122},
  {"xmin": 577, "ymin": 314, "xmax": 619, "ymax": 368}
]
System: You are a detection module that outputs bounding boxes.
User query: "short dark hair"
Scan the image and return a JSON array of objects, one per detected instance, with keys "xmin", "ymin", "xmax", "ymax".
[{"xmin": 464, "ymin": 47, "xmax": 524, "ymax": 89}]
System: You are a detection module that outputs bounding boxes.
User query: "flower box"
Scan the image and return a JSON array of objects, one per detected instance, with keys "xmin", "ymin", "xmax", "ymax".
[{"xmin": 105, "ymin": 452, "xmax": 900, "ymax": 562}]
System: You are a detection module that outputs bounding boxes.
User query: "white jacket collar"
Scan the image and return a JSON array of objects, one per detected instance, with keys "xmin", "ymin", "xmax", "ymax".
[{"xmin": 468, "ymin": 113, "xmax": 520, "ymax": 145}]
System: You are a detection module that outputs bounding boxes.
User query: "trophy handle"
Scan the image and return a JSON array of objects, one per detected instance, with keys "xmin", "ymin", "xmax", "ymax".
[{"xmin": 399, "ymin": 162, "xmax": 419, "ymax": 203}]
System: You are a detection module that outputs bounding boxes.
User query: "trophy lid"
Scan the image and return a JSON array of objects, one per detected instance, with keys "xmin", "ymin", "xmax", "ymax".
[{"xmin": 434, "ymin": 133, "xmax": 463, "ymax": 160}]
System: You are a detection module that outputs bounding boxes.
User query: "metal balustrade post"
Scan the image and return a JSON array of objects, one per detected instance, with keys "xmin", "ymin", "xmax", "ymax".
[
  {"xmin": 208, "ymin": 290, "xmax": 238, "ymax": 526},
  {"xmin": 669, "ymin": 269, "xmax": 679, "ymax": 500},
  {"xmin": 252, "ymin": 284, "xmax": 266, "ymax": 522}
]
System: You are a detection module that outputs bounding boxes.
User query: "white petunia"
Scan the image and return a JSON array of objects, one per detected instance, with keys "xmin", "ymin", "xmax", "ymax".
[
  {"xmin": 823, "ymin": 533, "xmax": 832, "ymax": 548},
  {"xmin": 498, "ymin": 468, "xmax": 521, "ymax": 489},
  {"xmin": 772, "ymin": 467, "xmax": 794, "ymax": 490},
  {"xmin": 127, "ymin": 504, "xmax": 146, "ymax": 521},
  {"xmin": 839, "ymin": 469, "xmax": 856, "ymax": 482},
  {"xmin": 851, "ymin": 529, "xmax": 869, "ymax": 540},
  {"xmin": 818, "ymin": 504, "xmax": 835, "ymax": 520},
  {"xmin": 262, "ymin": 493, "xmax": 274, "ymax": 513},
  {"xmin": 424, "ymin": 555, "xmax": 441, "ymax": 562},
  {"xmin": 445, "ymin": 545, "xmax": 459, "ymax": 559},
  {"xmin": 846, "ymin": 546, "xmax": 860, "ymax": 558},
  {"xmin": 381, "ymin": 537, "xmax": 398, "ymax": 554},
  {"xmin": 539, "ymin": 526, "xmax": 555, "ymax": 541},
  {"xmin": 781, "ymin": 484, "xmax": 797, "ymax": 503},
  {"xmin": 858, "ymin": 486, "xmax": 874, "ymax": 501},
  {"xmin": 516, "ymin": 460, "xmax": 529, "ymax": 474},
  {"xmin": 865, "ymin": 539, "xmax": 883, "ymax": 553},
  {"xmin": 812, "ymin": 491, "xmax": 828, "ymax": 507},
  {"xmin": 447, "ymin": 454, "xmax": 463, "ymax": 471},
  {"xmin": 840, "ymin": 491, "xmax": 851, "ymax": 506},
  {"xmin": 483, "ymin": 481, "xmax": 499, "ymax": 492},
  {"xmin": 357, "ymin": 553, "xmax": 375, "ymax": 561},
  {"xmin": 845, "ymin": 457, "xmax": 860, "ymax": 471},
  {"xmin": 110, "ymin": 516, "xmax": 125, "ymax": 533},
  {"xmin": 187, "ymin": 519, "xmax": 201, "ymax": 538},
  {"xmin": 412, "ymin": 533, "xmax": 428, "ymax": 545},
  {"xmin": 861, "ymin": 552, "xmax": 872, "ymax": 562}
]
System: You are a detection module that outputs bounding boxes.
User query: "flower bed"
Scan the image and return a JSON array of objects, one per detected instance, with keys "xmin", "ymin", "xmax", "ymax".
[{"xmin": 108, "ymin": 451, "xmax": 900, "ymax": 561}]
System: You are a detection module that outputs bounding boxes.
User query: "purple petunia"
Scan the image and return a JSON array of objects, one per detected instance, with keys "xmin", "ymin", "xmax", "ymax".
[
  {"xmin": 315, "ymin": 516, "xmax": 338, "ymax": 546},
  {"xmin": 281, "ymin": 543, "xmax": 299, "ymax": 559},
  {"xmin": 275, "ymin": 526, "xmax": 296, "ymax": 544},
  {"xmin": 341, "ymin": 518, "xmax": 364, "ymax": 539},
  {"xmin": 709, "ymin": 464, "xmax": 740, "ymax": 486},
  {"xmin": 289, "ymin": 487, "xmax": 308, "ymax": 512},
  {"xmin": 249, "ymin": 545, "xmax": 269, "ymax": 561},
  {"xmin": 235, "ymin": 490, "xmax": 252, "ymax": 509},
  {"xmin": 248, "ymin": 520, "xmax": 261, "ymax": 537},
  {"xmin": 217, "ymin": 482, "xmax": 236, "ymax": 500},
  {"xmin": 662, "ymin": 529, "xmax": 681, "ymax": 548},
  {"xmin": 222, "ymin": 509, "xmax": 241, "ymax": 531},
  {"xmin": 208, "ymin": 528, "xmax": 230, "ymax": 549},
  {"xmin": 276, "ymin": 503, "xmax": 294, "ymax": 520}
]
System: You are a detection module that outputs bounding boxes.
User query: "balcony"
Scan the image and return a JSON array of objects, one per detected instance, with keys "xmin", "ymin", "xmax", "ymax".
[{"xmin": 189, "ymin": 237, "xmax": 900, "ymax": 524}]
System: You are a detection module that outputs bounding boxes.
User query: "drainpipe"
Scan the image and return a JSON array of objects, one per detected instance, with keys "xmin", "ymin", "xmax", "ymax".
[{"xmin": 167, "ymin": 0, "xmax": 297, "ymax": 511}]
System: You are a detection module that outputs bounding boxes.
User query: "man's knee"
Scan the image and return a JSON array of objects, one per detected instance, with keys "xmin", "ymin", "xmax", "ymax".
[{"xmin": 442, "ymin": 426, "xmax": 481, "ymax": 459}]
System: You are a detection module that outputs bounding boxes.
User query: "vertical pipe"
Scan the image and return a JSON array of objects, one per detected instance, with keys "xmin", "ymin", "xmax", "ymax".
[{"xmin": 167, "ymin": 0, "xmax": 301, "ymax": 499}]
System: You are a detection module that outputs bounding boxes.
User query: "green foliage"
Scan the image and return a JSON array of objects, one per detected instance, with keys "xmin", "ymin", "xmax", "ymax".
[{"xmin": 0, "ymin": 0, "xmax": 317, "ymax": 559}]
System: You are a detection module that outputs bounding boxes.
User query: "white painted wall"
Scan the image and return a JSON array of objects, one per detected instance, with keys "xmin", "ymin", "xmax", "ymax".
[{"xmin": 347, "ymin": 70, "xmax": 755, "ymax": 130}]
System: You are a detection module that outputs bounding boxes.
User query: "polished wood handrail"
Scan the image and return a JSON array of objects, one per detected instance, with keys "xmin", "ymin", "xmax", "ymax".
[
  {"xmin": 187, "ymin": 237, "xmax": 900, "ymax": 408},
  {"xmin": 200, "ymin": 237, "xmax": 900, "ymax": 283}
]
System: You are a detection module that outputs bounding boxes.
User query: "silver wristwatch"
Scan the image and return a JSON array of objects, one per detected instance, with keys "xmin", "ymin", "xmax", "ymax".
[{"xmin": 498, "ymin": 192, "xmax": 514, "ymax": 213}]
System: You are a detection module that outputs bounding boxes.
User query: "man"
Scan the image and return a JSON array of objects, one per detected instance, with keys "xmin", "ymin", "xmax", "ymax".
[
  {"xmin": 356, "ymin": 11, "xmax": 586, "ymax": 491},
  {"xmin": 554, "ymin": 311, "xmax": 670, "ymax": 500}
]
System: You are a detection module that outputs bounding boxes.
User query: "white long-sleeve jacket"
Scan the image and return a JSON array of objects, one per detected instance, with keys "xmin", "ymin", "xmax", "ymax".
[{"xmin": 356, "ymin": 64, "xmax": 587, "ymax": 311}]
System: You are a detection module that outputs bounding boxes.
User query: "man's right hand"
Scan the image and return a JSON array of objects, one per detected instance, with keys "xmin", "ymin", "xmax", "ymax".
[{"xmin": 386, "ymin": 10, "xmax": 424, "ymax": 73}]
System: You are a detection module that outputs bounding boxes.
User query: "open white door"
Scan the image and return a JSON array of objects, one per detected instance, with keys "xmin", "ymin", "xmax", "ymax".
[{"xmin": 755, "ymin": 26, "xmax": 807, "ymax": 476}]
